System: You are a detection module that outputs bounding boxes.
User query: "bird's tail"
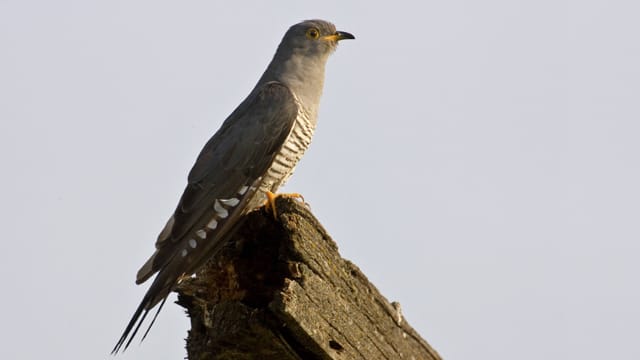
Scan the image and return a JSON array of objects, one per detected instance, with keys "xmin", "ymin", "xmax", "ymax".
[{"xmin": 111, "ymin": 279, "xmax": 172, "ymax": 354}]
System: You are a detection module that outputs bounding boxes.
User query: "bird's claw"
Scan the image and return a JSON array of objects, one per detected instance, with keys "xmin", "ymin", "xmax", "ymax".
[{"xmin": 265, "ymin": 191, "xmax": 305, "ymax": 219}]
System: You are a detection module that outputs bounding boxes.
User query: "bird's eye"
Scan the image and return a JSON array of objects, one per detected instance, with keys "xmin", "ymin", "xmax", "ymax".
[{"xmin": 306, "ymin": 28, "xmax": 320, "ymax": 40}]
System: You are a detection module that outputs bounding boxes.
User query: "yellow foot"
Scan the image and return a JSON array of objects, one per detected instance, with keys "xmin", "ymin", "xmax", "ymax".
[{"xmin": 265, "ymin": 191, "xmax": 305, "ymax": 219}]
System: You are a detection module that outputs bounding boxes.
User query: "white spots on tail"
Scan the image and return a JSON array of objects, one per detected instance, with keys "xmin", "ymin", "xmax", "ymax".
[
  {"xmin": 207, "ymin": 218, "xmax": 218, "ymax": 230},
  {"xmin": 176, "ymin": 184, "xmax": 261, "ymax": 262},
  {"xmin": 193, "ymin": 187, "xmax": 253, "ymax": 248},
  {"xmin": 213, "ymin": 200, "xmax": 229, "ymax": 218},
  {"xmin": 220, "ymin": 197, "xmax": 240, "ymax": 207}
]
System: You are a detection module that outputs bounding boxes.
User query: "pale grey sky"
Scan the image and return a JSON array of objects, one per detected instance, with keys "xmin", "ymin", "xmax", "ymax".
[{"xmin": 2, "ymin": 1, "xmax": 639, "ymax": 359}]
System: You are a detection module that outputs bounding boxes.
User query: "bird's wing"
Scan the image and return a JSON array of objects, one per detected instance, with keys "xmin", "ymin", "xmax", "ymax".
[
  {"xmin": 112, "ymin": 81, "xmax": 298, "ymax": 354},
  {"xmin": 138, "ymin": 80, "xmax": 298, "ymax": 283}
]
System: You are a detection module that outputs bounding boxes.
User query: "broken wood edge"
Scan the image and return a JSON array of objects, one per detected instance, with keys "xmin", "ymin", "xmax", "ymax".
[{"xmin": 176, "ymin": 197, "xmax": 441, "ymax": 360}]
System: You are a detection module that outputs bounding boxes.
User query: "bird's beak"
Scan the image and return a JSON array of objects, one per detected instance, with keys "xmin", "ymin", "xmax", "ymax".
[{"xmin": 322, "ymin": 31, "xmax": 356, "ymax": 42}]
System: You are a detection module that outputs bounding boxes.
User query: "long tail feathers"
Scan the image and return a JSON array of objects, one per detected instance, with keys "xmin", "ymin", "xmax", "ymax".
[
  {"xmin": 111, "ymin": 288, "xmax": 170, "ymax": 355},
  {"xmin": 111, "ymin": 298, "xmax": 148, "ymax": 354},
  {"xmin": 141, "ymin": 297, "xmax": 168, "ymax": 342}
]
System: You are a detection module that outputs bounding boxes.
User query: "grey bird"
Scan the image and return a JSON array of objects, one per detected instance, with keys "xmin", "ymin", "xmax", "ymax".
[{"xmin": 112, "ymin": 19, "xmax": 354, "ymax": 353}]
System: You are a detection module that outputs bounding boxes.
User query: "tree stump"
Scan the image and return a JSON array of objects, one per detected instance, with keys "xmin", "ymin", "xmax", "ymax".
[{"xmin": 176, "ymin": 197, "xmax": 441, "ymax": 360}]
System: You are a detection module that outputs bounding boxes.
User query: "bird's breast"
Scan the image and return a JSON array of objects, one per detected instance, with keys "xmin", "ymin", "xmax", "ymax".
[{"xmin": 259, "ymin": 101, "xmax": 316, "ymax": 197}]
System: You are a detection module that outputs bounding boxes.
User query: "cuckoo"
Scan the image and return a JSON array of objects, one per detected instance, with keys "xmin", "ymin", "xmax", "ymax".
[{"xmin": 112, "ymin": 19, "xmax": 354, "ymax": 353}]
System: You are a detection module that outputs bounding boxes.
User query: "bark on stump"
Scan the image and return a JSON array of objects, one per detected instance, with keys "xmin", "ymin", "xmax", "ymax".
[{"xmin": 176, "ymin": 197, "xmax": 441, "ymax": 360}]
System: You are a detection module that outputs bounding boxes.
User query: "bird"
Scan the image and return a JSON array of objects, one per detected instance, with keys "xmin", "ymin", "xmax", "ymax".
[{"xmin": 112, "ymin": 19, "xmax": 354, "ymax": 354}]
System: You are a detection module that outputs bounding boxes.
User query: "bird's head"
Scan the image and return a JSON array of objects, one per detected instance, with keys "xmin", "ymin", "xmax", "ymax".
[
  {"xmin": 281, "ymin": 19, "xmax": 355, "ymax": 57},
  {"xmin": 259, "ymin": 19, "xmax": 354, "ymax": 112}
]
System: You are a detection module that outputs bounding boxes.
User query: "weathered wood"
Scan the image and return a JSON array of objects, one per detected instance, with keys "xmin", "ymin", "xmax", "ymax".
[{"xmin": 177, "ymin": 197, "xmax": 441, "ymax": 360}]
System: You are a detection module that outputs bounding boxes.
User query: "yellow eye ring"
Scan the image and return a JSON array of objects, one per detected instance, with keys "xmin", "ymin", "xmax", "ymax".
[{"xmin": 305, "ymin": 27, "xmax": 320, "ymax": 40}]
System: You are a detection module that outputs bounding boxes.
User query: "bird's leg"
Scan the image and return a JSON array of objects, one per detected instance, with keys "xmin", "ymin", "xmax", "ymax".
[{"xmin": 265, "ymin": 191, "xmax": 305, "ymax": 219}]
